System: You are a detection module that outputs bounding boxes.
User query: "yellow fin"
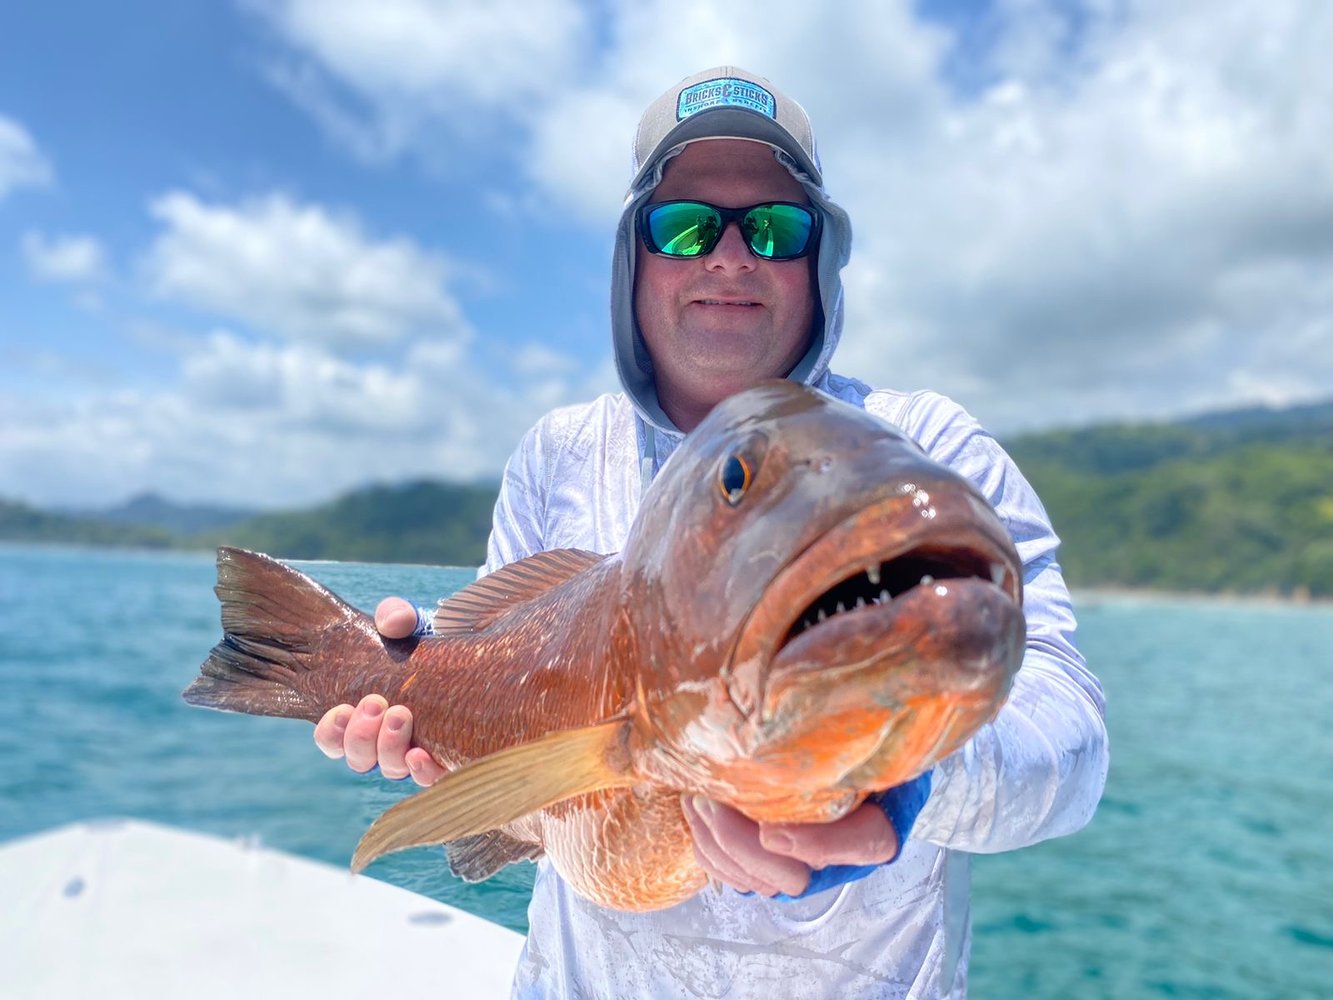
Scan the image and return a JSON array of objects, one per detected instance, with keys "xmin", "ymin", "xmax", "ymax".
[
  {"xmin": 350, "ymin": 719, "xmax": 634, "ymax": 873},
  {"xmin": 431, "ymin": 549, "xmax": 607, "ymax": 635}
]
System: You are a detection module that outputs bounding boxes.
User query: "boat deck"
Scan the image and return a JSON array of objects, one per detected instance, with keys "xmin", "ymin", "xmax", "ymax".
[{"xmin": 1, "ymin": 818, "xmax": 524, "ymax": 998}]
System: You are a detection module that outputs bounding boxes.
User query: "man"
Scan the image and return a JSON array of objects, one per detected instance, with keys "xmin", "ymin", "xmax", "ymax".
[{"xmin": 316, "ymin": 68, "xmax": 1108, "ymax": 998}]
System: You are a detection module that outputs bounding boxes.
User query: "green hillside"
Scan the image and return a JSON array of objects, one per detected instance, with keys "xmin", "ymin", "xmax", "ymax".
[
  {"xmin": 0, "ymin": 499, "xmax": 176, "ymax": 549},
  {"xmin": 197, "ymin": 479, "xmax": 496, "ymax": 565},
  {"xmin": 0, "ymin": 481, "xmax": 498, "ymax": 567},
  {"xmin": 1005, "ymin": 403, "xmax": 1333, "ymax": 597},
  {"xmin": 4, "ymin": 400, "xmax": 1330, "ymax": 596}
]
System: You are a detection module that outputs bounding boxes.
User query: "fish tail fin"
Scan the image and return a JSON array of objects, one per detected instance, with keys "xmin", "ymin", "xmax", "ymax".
[{"xmin": 182, "ymin": 546, "xmax": 366, "ymax": 721}]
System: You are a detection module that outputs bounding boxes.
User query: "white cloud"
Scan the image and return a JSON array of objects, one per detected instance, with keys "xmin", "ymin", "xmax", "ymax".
[
  {"xmin": 229, "ymin": 0, "xmax": 1333, "ymax": 430},
  {"xmin": 0, "ymin": 115, "xmax": 52, "ymax": 198},
  {"xmin": 22, "ymin": 231, "xmax": 107, "ymax": 283},
  {"xmin": 831, "ymin": 0, "xmax": 1333, "ymax": 429},
  {"xmin": 250, "ymin": 0, "xmax": 592, "ymax": 162},
  {"xmin": 143, "ymin": 191, "xmax": 470, "ymax": 349},
  {"xmin": 0, "ymin": 329, "xmax": 602, "ymax": 508}
]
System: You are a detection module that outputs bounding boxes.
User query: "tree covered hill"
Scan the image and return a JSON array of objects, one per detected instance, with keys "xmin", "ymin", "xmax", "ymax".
[
  {"xmin": 3, "ymin": 399, "xmax": 1330, "ymax": 596},
  {"xmin": 1003, "ymin": 401, "xmax": 1333, "ymax": 597},
  {"xmin": 1, "ymin": 480, "xmax": 498, "ymax": 568}
]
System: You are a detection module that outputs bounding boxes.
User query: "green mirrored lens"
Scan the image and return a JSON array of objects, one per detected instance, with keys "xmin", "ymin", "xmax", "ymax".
[
  {"xmin": 647, "ymin": 203, "xmax": 720, "ymax": 257},
  {"xmin": 743, "ymin": 205, "xmax": 813, "ymax": 259},
  {"xmin": 642, "ymin": 201, "xmax": 816, "ymax": 259}
]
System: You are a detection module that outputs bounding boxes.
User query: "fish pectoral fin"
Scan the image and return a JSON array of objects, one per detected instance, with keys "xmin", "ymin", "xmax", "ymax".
[
  {"xmin": 350, "ymin": 719, "xmax": 635, "ymax": 873},
  {"xmin": 446, "ymin": 831, "xmax": 543, "ymax": 883},
  {"xmin": 431, "ymin": 549, "xmax": 607, "ymax": 635}
]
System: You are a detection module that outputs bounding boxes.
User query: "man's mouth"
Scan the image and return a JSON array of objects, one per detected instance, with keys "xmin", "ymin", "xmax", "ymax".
[{"xmin": 694, "ymin": 299, "xmax": 760, "ymax": 307}]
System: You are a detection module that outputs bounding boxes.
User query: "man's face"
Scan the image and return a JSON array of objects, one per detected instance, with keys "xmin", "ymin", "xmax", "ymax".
[{"xmin": 634, "ymin": 139, "xmax": 817, "ymax": 431}]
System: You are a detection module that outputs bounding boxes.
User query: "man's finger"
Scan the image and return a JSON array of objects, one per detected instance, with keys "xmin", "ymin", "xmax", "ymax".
[
  {"xmin": 759, "ymin": 801, "xmax": 898, "ymax": 868},
  {"xmin": 687, "ymin": 797, "xmax": 810, "ymax": 897},
  {"xmin": 374, "ymin": 597, "xmax": 419, "ymax": 639},
  {"xmin": 376, "ymin": 705, "xmax": 414, "ymax": 779},
  {"xmin": 343, "ymin": 694, "xmax": 389, "ymax": 772},
  {"xmin": 682, "ymin": 797, "xmax": 767, "ymax": 895},
  {"xmin": 404, "ymin": 748, "xmax": 447, "ymax": 787},
  {"xmin": 314, "ymin": 704, "xmax": 353, "ymax": 759}
]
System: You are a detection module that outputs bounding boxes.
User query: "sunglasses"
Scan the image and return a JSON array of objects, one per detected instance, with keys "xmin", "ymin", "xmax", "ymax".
[{"xmin": 638, "ymin": 200, "xmax": 820, "ymax": 261}]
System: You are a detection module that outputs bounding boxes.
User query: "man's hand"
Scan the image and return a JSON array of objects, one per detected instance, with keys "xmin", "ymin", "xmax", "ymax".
[
  {"xmin": 681, "ymin": 796, "xmax": 900, "ymax": 898},
  {"xmin": 311, "ymin": 597, "xmax": 447, "ymax": 786}
]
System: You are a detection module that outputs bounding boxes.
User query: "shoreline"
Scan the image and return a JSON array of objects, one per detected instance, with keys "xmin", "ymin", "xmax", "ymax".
[
  {"xmin": 1073, "ymin": 585, "xmax": 1333, "ymax": 609},
  {"xmin": 3, "ymin": 540, "xmax": 1330, "ymax": 608}
]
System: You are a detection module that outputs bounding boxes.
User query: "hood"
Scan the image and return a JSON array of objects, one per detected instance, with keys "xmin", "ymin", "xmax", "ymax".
[{"xmin": 609, "ymin": 69, "xmax": 854, "ymax": 439}]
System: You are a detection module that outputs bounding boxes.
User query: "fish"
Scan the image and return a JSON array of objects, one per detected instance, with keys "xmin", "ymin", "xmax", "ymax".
[{"xmin": 182, "ymin": 379, "xmax": 1025, "ymax": 912}]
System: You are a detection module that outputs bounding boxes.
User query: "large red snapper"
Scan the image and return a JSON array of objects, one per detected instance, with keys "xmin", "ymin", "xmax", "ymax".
[{"xmin": 183, "ymin": 380, "xmax": 1025, "ymax": 912}]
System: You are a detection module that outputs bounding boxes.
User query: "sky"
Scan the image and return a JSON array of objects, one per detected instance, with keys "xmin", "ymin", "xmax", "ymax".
[{"xmin": 2, "ymin": 0, "xmax": 1330, "ymax": 510}]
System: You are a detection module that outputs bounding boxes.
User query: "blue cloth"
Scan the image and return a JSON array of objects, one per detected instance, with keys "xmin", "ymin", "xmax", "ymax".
[{"xmin": 770, "ymin": 769, "xmax": 933, "ymax": 902}]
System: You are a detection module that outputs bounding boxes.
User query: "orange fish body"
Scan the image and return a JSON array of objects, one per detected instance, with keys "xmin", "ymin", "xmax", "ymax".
[{"xmin": 184, "ymin": 380, "xmax": 1025, "ymax": 912}]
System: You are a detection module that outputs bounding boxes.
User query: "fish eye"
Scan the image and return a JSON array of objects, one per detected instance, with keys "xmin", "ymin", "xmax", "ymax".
[{"xmin": 719, "ymin": 451, "xmax": 755, "ymax": 505}]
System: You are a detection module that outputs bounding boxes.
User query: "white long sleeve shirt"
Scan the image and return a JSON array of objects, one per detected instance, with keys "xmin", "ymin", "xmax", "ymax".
[{"xmin": 487, "ymin": 373, "xmax": 1109, "ymax": 999}]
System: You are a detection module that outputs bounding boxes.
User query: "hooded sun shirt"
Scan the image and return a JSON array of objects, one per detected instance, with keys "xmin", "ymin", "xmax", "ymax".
[{"xmin": 476, "ymin": 69, "xmax": 1108, "ymax": 999}]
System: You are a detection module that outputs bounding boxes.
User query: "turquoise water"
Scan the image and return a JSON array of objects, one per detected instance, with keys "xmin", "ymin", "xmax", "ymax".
[{"xmin": 2, "ymin": 543, "xmax": 1330, "ymax": 996}]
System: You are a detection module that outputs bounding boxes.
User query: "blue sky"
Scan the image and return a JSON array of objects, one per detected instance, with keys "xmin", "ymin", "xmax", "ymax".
[{"xmin": 2, "ymin": 1, "xmax": 1330, "ymax": 509}]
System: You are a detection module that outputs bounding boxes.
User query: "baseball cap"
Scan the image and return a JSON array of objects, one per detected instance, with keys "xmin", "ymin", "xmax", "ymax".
[{"xmin": 629, "ymin": 67, "xmax": 823, "ymax": 191}]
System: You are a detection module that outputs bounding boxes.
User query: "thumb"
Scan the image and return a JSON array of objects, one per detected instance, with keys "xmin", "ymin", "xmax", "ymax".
[{"xmin": 374, "ymin": 596, "xmax": 420, "ymax": 639}]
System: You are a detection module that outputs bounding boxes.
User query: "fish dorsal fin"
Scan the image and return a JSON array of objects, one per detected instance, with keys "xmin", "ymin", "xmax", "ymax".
[
  {"xmin": 351, "ymin": 719, "xmax": 634, "ymax": 873},
  {"xmin": 431, "ymin": 548, "xmax": 607, "ymax": 635},
  {"xmin": 446, "ymin": 831, "xmax": 543, "ymax": 883}
]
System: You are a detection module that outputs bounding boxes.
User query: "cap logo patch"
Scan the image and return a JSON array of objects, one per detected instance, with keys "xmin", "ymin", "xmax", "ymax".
[{"xmin": 677, "ymin": 78, "xmax": 776, "ymax": 121}]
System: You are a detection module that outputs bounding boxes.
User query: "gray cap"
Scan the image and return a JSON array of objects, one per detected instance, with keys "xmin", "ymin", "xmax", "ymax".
[{"xmin": 629, "ymin": 66, "xmax": 823, "ymax": 192}]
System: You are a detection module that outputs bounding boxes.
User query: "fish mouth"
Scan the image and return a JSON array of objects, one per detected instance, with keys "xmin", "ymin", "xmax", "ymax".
[
  {"xmin": 778, "ymin": 546, "xmax": 1012, "ymax": 650},
  {"xmin": 726, "ymin": 485, "xmax": 1022, "ymax": 718}
]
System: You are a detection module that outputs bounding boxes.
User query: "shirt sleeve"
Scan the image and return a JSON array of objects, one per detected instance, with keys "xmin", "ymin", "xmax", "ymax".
[
  {"xmin": 895, "ymin": 392, "xmax": 1110, "ymax": 853},
  {"xmin": 484, "ymin": 419, "xmax": 550, "ymax": 575}
]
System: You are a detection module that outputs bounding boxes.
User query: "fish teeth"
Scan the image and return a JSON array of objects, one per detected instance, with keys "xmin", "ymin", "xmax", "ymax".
[
  {"xmin": 920, "ymin": 574, "xmax": 935, "ymax": 586},
  {"xmin": 817, "ymin": 608, "xmax": 828, "ymax": 623},
  {"xmin": 835, "ymin": 601, "xmax": 846, "ymax": 614},
  {"xmin": 866, "ymin": 564, "xmax": 881, "ymax": 586},
  {"xmin": 855, "ymin": 596, "xmax": 866, "ymax": 609},
  {"xmin": 880, "ymin": 589, "xmax": 891, "ymax": 602},
  {"xmin": 990, "ymin": 563, "xmax": 1006, "ymax": 586}
]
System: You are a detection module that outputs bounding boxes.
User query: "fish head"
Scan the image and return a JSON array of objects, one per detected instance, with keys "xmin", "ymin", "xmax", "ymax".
[{"xmin": 623, "ymin": 380, "xmax": 1026, "ymax": 821}]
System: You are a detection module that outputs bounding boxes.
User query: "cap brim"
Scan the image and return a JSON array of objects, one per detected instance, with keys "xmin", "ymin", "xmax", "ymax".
[{"xmin": 630, "ymin": 108, "xmax": 822, "ymax": 191}]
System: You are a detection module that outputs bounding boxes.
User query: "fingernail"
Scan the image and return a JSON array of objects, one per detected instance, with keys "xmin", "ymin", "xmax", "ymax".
[
  {"xmin": 333, "ymin": 709, "xmax": 351, "ymax": 729},
  {"xmin": 763, "ymin": 831, "xmax": 794, "ymax": 854},
  {"xmin": 385, "ymin": 714, "xmax": 404, "ymax": 733},
  {"xmin": 362, "ymin": 700, "xmax": 383, "ymax": 718}
]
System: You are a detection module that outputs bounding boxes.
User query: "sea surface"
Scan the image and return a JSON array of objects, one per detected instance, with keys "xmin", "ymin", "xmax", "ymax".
[{"xmin": 1, "ymin": 543, "xmax": 1330, "ymax": 997}]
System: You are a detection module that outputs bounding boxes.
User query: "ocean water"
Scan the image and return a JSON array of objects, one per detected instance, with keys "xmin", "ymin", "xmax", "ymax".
[{"xmin": 1, "ymin": 543, "xmax": 1330, "ymax": 997}]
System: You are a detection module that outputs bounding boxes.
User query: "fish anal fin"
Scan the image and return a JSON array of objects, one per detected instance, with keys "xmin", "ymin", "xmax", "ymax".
[
  {"xmin": 351, "ymin": 719, "xmax": 634, "ymax": 873},
  {"xmin": 432, "ymin": 549, "xmax": 607, "ymax": 635},
  {"xmin": 446, "ymin": 832, "xmax": 543, "ymax": 883}
]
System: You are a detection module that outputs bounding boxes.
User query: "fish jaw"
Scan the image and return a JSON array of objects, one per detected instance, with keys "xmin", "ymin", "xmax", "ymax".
[
  {"xmin": 735, "ymin": 576, "xmax": 1024, "ymax": 821},
  {"xmin": 681, "ymin": 481, "xmax": 1025, "ymax": 819}
]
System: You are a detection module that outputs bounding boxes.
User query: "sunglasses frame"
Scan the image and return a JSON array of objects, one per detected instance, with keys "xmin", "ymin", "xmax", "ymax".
[{"xmin": 637, "ymin": 199, "xmax": 821, "ymax": 261}]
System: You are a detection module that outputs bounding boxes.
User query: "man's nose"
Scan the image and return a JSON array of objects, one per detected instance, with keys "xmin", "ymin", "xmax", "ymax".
[{"xmin": 704, "ymin": 220, "xmax": 757, "ymax": 272}]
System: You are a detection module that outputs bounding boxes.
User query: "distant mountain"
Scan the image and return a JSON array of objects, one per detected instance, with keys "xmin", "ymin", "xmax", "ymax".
[
  {"xmin": 1003, "ymin": 399, "xmax": 1333, "ymax": 477},
  {"xmin": 1003, "ymin": 399, "xmax": 1333, "ymax": 598},
  {"xmin": 0, "ymin": 499, "xmax": 175, "ymax": 548},
  {"xmin": 80, "ymin": 492, "xmax": 258, "ymax": 535},
  {"xmin": 2, "ymin": 480, "xmax": 498, "ymax": 566},
  {"xmin": 195, "ymin": 479, "xmax": 498, "ymax": 566},
  {"xmin": 4, "ymin": 397, "xmax": 1331, "ymax": 594}
]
